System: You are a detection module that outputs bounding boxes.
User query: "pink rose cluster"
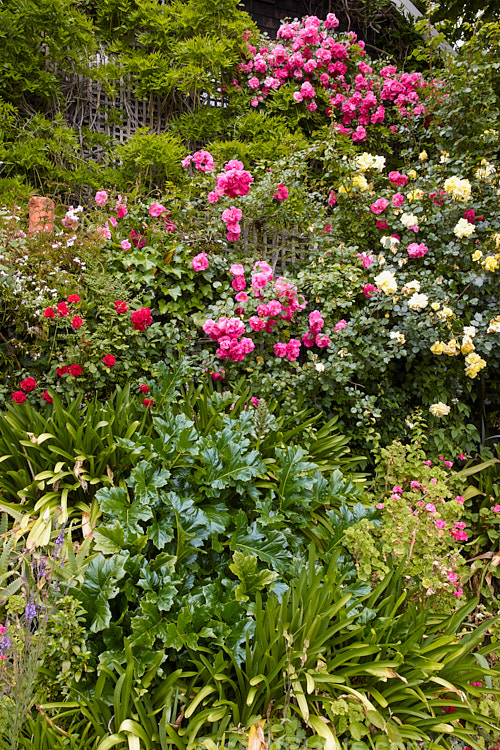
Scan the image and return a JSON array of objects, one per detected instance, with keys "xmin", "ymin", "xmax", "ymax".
[
  {"xmin": 238, "ymin": 15, "xmax": 428, "ymax": 142},
  {"xmin": 222, "ymin": 206, "xmax": 243, "ymax": 242},
  {"xmin": 192, "ymin": 252, "xmax": 209, "ymax": 272},
  {"xmin": 203, "ymin": 317, "xmax": 255, "ymax": 362},
  {"xmin": 407, "ymin": 242, "xmax": 428, "ymax": 258},
  {"xmin": 207, "ymin": 159, "xmax": 254, "ymax": 203},
  {"xmin": 181, "ymin": 149, "xmax": 215, "ymax": 173},
  {"xmin": 274, "ymin": 339, "xmax": 301, "ymax": 361},
  {"xmin": 370, "ymin": 198, "xmax": 389, "ymax": 215},
  {"xmin": 301, "ymin": 310, "xmax": 331, "ymax": 348}
]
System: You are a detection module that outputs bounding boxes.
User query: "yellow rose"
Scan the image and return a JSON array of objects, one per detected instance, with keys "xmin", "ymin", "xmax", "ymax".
[
  {"xmin": 483, "ymin": 256, "xmax": 499, "ymax": 272},
  {"xmin": 352, "ymin": 173, "xmax": 369, "ymax": 191},
  {"xmin": 430, "ymin": 341, "xmax": 445, "ymax": 355},
  {"xmin": 442, "ymin": 339, "xmax": 459, "ymax": 356},
  {"xmin": 461, "ymin": 340, "xmax": 475, "ymax": 355},
  {"xmin": 431, "ymin": 302, "xmax": 440, "ymax": 311},
  {"xmin": 419, "ymin": 150, "xmax": 428, "ymax": 160},
  {"xmin": 408, "ymin": 169, "xmax": 417, "ymax": 178},
  {"xmin": 472, "ymin": 249, "xmax": 483, "ymax": 262}
]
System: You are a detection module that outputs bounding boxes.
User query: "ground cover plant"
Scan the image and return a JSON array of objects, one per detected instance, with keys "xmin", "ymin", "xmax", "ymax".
[{"xmin": 0, "ymin": 3, "xmax": 500, "ymax": 749}]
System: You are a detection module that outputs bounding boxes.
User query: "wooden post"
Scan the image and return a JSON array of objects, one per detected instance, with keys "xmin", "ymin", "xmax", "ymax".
[{"xmin": 28, "ymin": 196, "xmax": 55, "ymax": 235}]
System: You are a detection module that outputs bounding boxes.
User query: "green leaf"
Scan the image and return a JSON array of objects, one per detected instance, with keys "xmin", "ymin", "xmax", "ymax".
[
  {"xmin": 229, "ymin": 551, "xmax": 278, "ymax": 602},
  {"xmin": 76, "ymin": 553, "xmax": 128, "ymax": 632},
  {"xmin": 97, "ymin": 486, "xmax": 153, "ymax": 536}
]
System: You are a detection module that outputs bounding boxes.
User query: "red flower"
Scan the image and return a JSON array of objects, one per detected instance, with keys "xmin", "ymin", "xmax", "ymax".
[
  {"xmin": 114, "ymin": 300, "xmax": 129, "ymax": 314},
  {"xmin": 131, "ymin": 308, "xmax": 152, "ymax": 331},
  {"xmin": 20, "ymin": 377, "xmax": 36, "ymax": 392},
  {"xmin": 72, "ymin": 316, "xmax": 83, "ymax": 329},
  {"xmin": 57, "ymin": 301, "xmax": 69, "ymax": 317},
  {"xmin": 69, "ymin": 364, "xmax": 82, "ymax": 377},
  {"xmin": 12, "ymin": 391, "xmax": 26, "ymax": 403},
  {"xmin": 139, "ymin": 384, "xmax": 150, "ymax": 393},
  {"xmin": 103, "ymin": 355, "xmax": 116, "ymax": 367},
  {"xmin": 142, "ymin": 398, "xmax": 154, "ymax": 410},
  {"xmin": 42, "ymin": 390, "xmax": 53, "ymax": 404},
  {"xmin": 44, "ymin": 307, "xmax": 55, "ymax": 319},
  {"xmin": 56, "ymin": 365, "xmax": 69, "ymax": 377},
  {"xmin": 67, "ymin": 294, "xmax": 81, "ymax": 303}
]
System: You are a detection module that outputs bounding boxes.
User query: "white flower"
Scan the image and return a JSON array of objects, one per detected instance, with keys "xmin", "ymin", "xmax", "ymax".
[
  {"xmin": 374, "ymin": 270, "xmax": 397, "ymax": 294},
  {"xmin": 463, "ymin": 326, "xmax": 476, "ymax": 338},
  {"xmin": 487, "ymin": 316, "xmax": 500, "ymax": 333},
  {"xmin": 401, "ymin": 212, "xmax": 419, "ymax": 228},
  {"xmin": 475, "ymin": 160, "xmax": 496, "ymax": 181},
  {"xmin": 372, "ymin": 155, "xmax": 386, "ymax": 171},
  {"xmin": 408, "ymin": 293, "xmax": 429, "ymax": 310},
  {"xmin": 315, "ymin": 362, "xmax": 325, "ymax": 372},
  {"xmin": 429, "ymin": 402, "xmax": 451, "ymax": 417},
  {"xmin": 402, "ymin": 279, "xmax": 420, "ymax": 293},
  {"xmin": 390, "ymin": 331, "xmax": 406, "ymax": 344},
  {"xmin": 443, "ymin": 176, "xmax": 472, "ymax": 202},
  {"xmin": 454, "ymin": 218, "xmax": 475, "ymax": 239}
]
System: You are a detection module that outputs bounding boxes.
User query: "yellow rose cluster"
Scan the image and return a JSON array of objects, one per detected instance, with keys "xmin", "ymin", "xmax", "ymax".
[
  {"xmin": 431, "ymin": 326, "xmax": 487, "ymax": 379},
  {"xmin": 443, "ymin": 176, "xmax": 472, "ymax": 202}
]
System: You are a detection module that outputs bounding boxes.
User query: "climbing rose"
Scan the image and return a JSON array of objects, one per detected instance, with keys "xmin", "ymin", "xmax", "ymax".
[
  {"xmin": 191, "ymin": 253, "xmax": 209, "ymax": 272},
  {"xmin": 69, "ymin": 364, "xmax": 82, "ymax": 377},
  {"xmin": 44, "ymin": 307, "xmax": 55, "ymax": 318},
  {"xmin": 20, "ymin": 377, "xmax": 36, "ymax": 392},
  {"xmin": 57, "ymin": 366, "xmax": 69, "ymax": 376},
  {"xmin": 72, "ymin": 316, "xmax": 83, "ymax": 329},
  {"xmin": 131, "ymin": 308, "xmax": 153, "ymax": 331},
  {"xmin": 114, "ymin": 300, "xmax": 129, "ymax": 314},
  {"xmin": 149, "ymin": 202, "xmax": 167, "ymax": 218},
  {"xmin": 95, "ymin": 190, "xmax": 108, "ymax": 206},
  {"xmin": 67, "ymin": 294, "xmax": 81, "ymax": 303},
  {"xmin": 57, "ymin": 302, "xmax": 69, "ymax": 317},
  {"xmin": 42, "ymin": 390, "xmax": 53, "ymax": 404},
  {"xmin": 273, "ymin": 183, "xmax": 288, "ymax": 201},
  {"xmin": 139, "ymin": 384, "xmax": 149, "ymax": 394},
  {"xmin": 12, "ymin": 391, "xmax": 26, "ymax": 403},
  {"xmin": 103, "ymin": 355, "xmax": 116, "ymax": 367}
]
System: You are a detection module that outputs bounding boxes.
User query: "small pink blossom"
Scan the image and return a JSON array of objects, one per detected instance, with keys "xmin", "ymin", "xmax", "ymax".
[
  {"xmin": 230, "ymin": 264, "xmax": 245, "ymax": 276},
  {"xmin": 491, "ymin": 505, "xmax": 500, "ymax": 513},
  {"xmin": 95, "ymin": 190, "xmax": 108, "ymax": 206},
  {"xmin": 447, "ymin": 571, "xmax": 458, "ymax": 582},
  {"xmin": 375, "ymin": 503, "xmax": 385, "ymax": 509},
  {"xmin": 424, "ymin": 460, "xmax": 432, "ymax": 466},
  {"xmin": 410, "ymin": 481, "xmax": 420, "ymax": 488},
  {"xmin": 334, "ymin": 319, "xmax": 347, "ymax": 332},
  {"xmin": 273, "ymin": 183, "xmax": 288, "ymax": 201},
  {"xmin": 363, "ymin": 284, "xmax": 377, "ymax": 297},
  {"xmin": 453, "ymin": 588, "xmax": 464, "ymax": 597},
  {"xmin": 444, "ymin": 460, "xmax": 453, "ymax": 467},
  {"xmin": 392, "ymin": 485, "xmax": 403, "ymax": 493},
  {"xmin": 455, "ymin": 495, "xmax": 465, "ymax": 504},
  {"xmin": 235, "ymin": 292, "xmax": 248, "ymax": 303},
  {"xmin": 121, "ymin": 240, "xmax": 132, "ymax": 251},
  {"xmin": 191, "ymin": 253, "xmax": 209, "ymax": 272},
  {"xmin": 430, "ymin": 478, "xmax": 437, "ymax": 484},
  {"xmin": 435, "ymin": 519, "xmax": 447, "ymax": 528},
  {"xmin": 392, "ymin": 494, "xmax": 402, "ymax": 501},
  {"xmin": 149, "ymin": 202, "xmax": 167, "ymax": 218},
  {"xmin": 425, "ymin": 503, "xmax": 436, "ymax": 512},
  {"xmin": 370, "ymin": 198, "xmax": 389, "ymax": 215}
]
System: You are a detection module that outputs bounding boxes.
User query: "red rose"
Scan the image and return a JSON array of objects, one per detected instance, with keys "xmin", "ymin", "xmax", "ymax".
[
  {"xmin": 69, "ymin": 364, "xmax": 82, "ymax": 377},
  {"xmin": 131, "ymin": 307, "xmax": 152, "ymax": 331},
  {"xmin": 20, "ymin": 377, "xmax": 37, "ymax": 392},
  {"xmin": 12, "ymin": 391, "xmax": 26, "ymax": 403},
  {"xmin": 139, "ymin": 384, "xmax": 149, "ymax": 393},
  {"xmin": 115, "ymin": 300, "xmax": 129, "ymax": 314},
  {"xmin": 57, "ymin": 301, "xmax": 69, "ymax": 317},
  {"xmin": 103, "ymin": 355, "xmax": 116, "ymax": 367},
  {"xmin": 44, "ymin": 307, "xmax": 55, "ymax": 319},
  {"xmin": 142, "ymin": 398, "xmax": 154, "ymax": 410},
  {"xmin": 72, "ymin": 316, "xmax": 83, "ymax": 329},
  {"xmin": 67, "ymin": 294, "xmax": 81, "ymax": 303},
  {"xmin": 42, "ymin": 390, "xmax": 53, "ymax": 403},
  {"xmin": 57, "ymin": 365, "xmax": 69, "ymax": 376}
]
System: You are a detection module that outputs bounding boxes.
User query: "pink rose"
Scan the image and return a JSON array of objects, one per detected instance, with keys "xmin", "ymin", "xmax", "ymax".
[{"xmin": 191, "ymin": 253, "xmax": 209, "ymax": 272}]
